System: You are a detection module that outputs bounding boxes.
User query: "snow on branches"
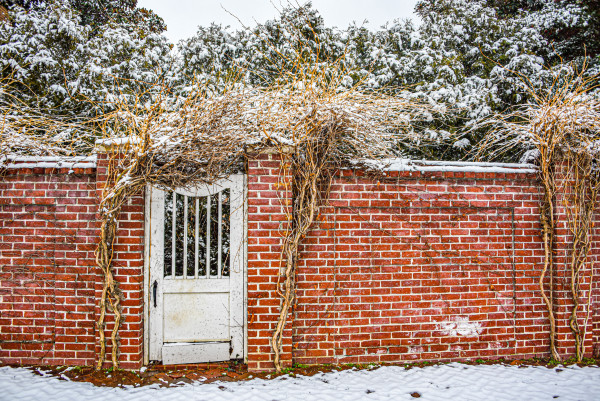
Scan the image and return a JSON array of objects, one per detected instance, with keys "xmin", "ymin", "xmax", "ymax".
[{"xmin": 0, "ymin": 0, "xmax": 173, "ymax": 118}]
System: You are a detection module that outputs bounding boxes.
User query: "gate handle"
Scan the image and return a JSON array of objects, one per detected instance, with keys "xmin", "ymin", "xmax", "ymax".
[{"xmin": 152, "ymin": 280, "xmax": 158, "ymax": 308}]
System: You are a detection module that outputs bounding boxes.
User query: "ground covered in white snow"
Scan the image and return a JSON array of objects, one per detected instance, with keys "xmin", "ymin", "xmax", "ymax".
[{"xmin": 1, "ymin": 363, "xmax": 599, "ymax": 401}]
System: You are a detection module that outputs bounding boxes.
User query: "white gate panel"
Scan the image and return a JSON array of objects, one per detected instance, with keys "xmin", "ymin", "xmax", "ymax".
[
  {"xmin": 163, "ymin": 292, "xmax": 230, "ymax": 342},
  {"xmin": 147, "ymin": 174, "xmax": 245, "ymax": 364}
]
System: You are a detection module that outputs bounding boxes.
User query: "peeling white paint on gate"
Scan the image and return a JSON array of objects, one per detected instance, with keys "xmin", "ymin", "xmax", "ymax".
[{"xmin": 438, "ymin": 316, "xmax": 483, "ymax": 337}]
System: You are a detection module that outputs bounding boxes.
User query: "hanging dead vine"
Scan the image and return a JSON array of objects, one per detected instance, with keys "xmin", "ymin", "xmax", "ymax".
[
  {"xmin": 95, "ymin": 184, "xmax": 125, "ymax": 369},
  {"xmin": 271, "ymin": 124, "xmax": 336, "ymax": 370},
  {"xmin": 95, "ymin": 146, "xmax": 148, "ymax": 369},
  {"xmin": 539, "ymin": 153, "xmax": 559, "ymax": 360},
  {"xmin": 473, "ymin": 62, "xmax": 600, "ymax": 361},
  {"xmin": 561, "ymin": 151, "xmax": 600, "ymax": 362}
]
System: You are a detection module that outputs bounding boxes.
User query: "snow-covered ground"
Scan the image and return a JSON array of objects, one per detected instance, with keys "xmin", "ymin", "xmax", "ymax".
[{"xmin": 1, "ymin": 363, "xmax": 599, "ymax": 401}]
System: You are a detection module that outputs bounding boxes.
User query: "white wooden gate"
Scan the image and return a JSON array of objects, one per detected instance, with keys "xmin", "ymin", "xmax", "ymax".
[{"xmin": 147, "ymin": 175, "xmax": 245, "ymax": 364}]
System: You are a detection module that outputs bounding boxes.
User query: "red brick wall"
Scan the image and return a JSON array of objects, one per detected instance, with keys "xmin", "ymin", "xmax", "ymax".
[
  {"xmin": 0, "ymin": 162, "xmax": 98, "ymax": 366},
  {"xmin": 245, "ymin": 157, "xmax": 600, "ymax": 370},
  {"xmin": 1, "ymin": 152, "xmax": 599, "ymax": 371},
  {"xmin": 0, "ymin": 154, "xmax": 145, "ymax": 369}
]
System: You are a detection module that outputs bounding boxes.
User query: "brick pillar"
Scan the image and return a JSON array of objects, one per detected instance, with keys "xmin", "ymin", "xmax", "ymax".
[
  {"xmin": 593, "ymin": 225, "xmax": 600, "ymax": 358},
  {"xmin": 246, "ymin": 152, "xmax": 293, "ymax": 372},
  {"xmin": 95, "ymin": 149, "xmax": 145, "ymax": 369}
]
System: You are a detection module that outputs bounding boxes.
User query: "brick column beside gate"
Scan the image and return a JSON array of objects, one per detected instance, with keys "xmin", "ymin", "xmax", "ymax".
[
  {"xmin": 246, "ymin": 152, "xmax": 294, "ymax": 371},
  {"xmin": 94, "ymin": 150, "xmax": 146, "ymax": 369}
]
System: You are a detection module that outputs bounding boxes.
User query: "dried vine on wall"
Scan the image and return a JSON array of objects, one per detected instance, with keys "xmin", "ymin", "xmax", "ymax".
[
  {"xmin": 537, "ymin": 139, "xmax": 560, "ymax": 361},
  {"xmin": 95, "ymin": 150, "xmax": 147, "ymax": 369},
  {"xmin": 474, "ymin": 63, "xmax": 600, "ymax": 361},
  {"xmin": 271, "ymin": 127, "xmax": 336, "ymax": 371},
  {"xmin": 95, "ymin": 190, "xmax": 124, "ymax": 369},
  {"xmin": 561, "ymin": 151, "xmax": 599, "ymax": 362}
]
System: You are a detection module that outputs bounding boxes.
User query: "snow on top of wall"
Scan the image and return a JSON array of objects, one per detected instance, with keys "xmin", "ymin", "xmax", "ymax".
[
  {"xmin": 0, "ymin": 155, "xmax": 97, "ymax": 169},
  {"xmin": 361, "ymin": 158, "xmax": 537, "ymax": 174},
  {"xmin": 1, "ymin": 152, "xmax": 536, "ymax": 175},
  {"xmin": 95, "ymin": 137, "xmax": 140, "ymax": 146}
]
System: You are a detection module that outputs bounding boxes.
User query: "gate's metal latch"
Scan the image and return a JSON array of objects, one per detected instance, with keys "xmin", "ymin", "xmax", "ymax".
[{"xmin": 152, "ymin": 280, "xmax": 158, "ymax": 307}]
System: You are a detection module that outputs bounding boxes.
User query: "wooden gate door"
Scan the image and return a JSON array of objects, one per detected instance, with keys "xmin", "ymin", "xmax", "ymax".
[{"xmin": 147, "ymin": 175, "xmax": 245, "ymax": 364}]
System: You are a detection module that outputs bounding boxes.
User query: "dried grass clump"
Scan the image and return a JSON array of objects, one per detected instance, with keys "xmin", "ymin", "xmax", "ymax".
[
  {"xmin": 474, "ymin": 63, "xmax": 600, "ymax": 361},
  {"xmin": 474, "ymin": 78, "xmax": 600, "ymax": 163},
  {"xmin": 103, "ymin": 73, "xmax": 422, "ymax": 190}
]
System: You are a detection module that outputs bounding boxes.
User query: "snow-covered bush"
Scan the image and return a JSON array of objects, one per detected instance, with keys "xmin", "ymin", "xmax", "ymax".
[
  {"xmin": 175, "ymin": 0, "xmax": 600, "ymax": 160},
  {"xmin": 2, "ymin": 0, "xmax": 597, "ymax": 160},
  {"xmin": 177, "ymin": 3, "xmax": 345, "ymax": 89},
  {"xmin": 0, "ymin": 0, "xmax": 173, "ymax": 117}
]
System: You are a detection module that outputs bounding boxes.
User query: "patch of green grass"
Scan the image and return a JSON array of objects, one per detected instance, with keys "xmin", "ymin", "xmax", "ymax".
[{"xmin": 580, "ymin": 357, "xmax": 597, "ymax": 366}]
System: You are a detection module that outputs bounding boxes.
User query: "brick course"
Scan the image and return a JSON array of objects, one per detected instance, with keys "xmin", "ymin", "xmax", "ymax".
[{"xmin": 246, "ymin": 153, "xmax": 294, "ymax": 371}]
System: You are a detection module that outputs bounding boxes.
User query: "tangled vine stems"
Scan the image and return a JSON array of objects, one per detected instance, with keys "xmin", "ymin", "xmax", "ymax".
[
  {"xmin": 95, "ymin": 150, "xmax": 147, "ymax": 369},
  {"xmin": 271, "ymin": 126, "xmax": 337, "ymax": 372},
  {"xmin": 95, "ymin": 191, "xmax": 124, "ymax": 369},
  {"xmin": 538, "ymin": 153, "xmax": 559, "ymax": 361},
  {"xmin": 562, "ymin": 151, "xmax": 600, "ymax": 362}
]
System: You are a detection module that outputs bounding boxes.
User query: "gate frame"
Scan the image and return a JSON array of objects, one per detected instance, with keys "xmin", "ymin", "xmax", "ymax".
[{"xmin": 142, "ymin": 177, "xmax": 248, "ymax": 365}]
